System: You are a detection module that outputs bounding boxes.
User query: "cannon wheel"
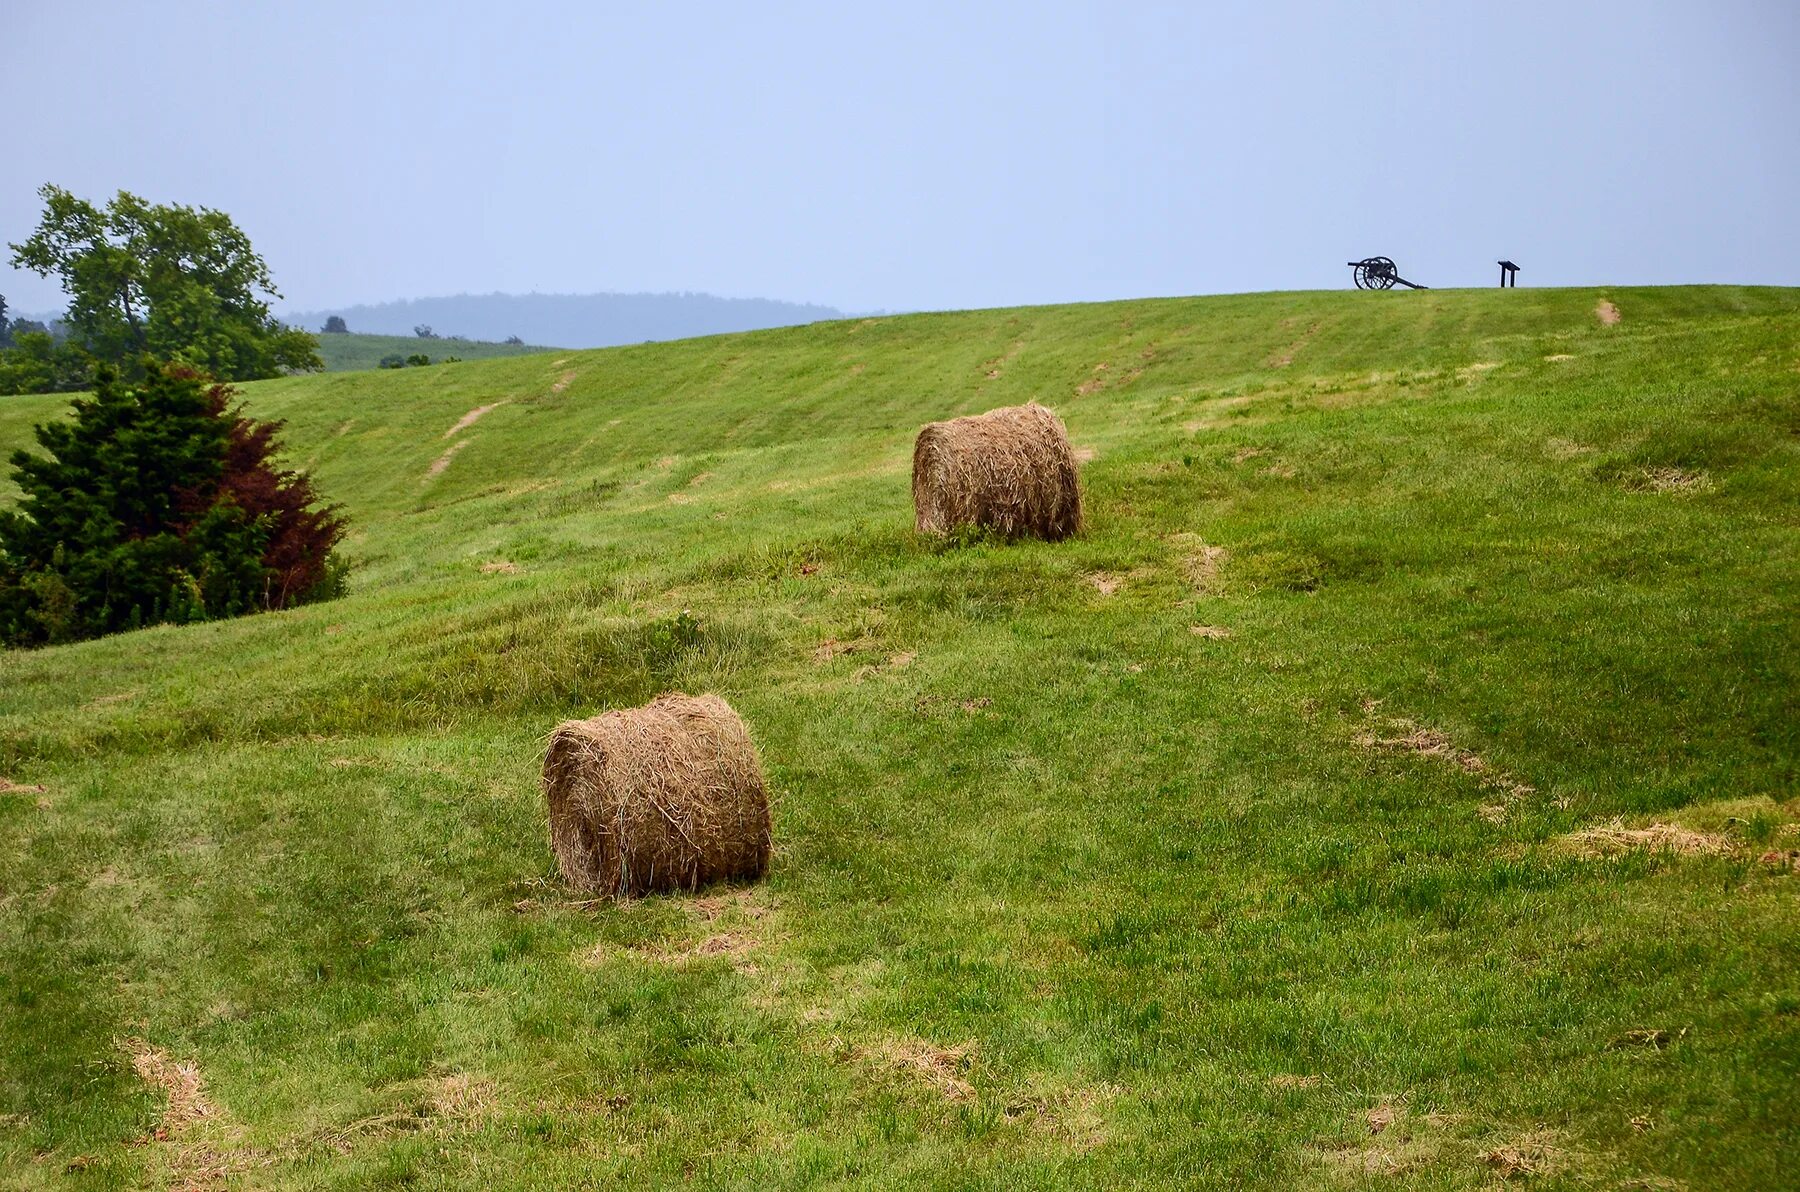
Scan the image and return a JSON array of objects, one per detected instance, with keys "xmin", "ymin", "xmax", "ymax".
[{"xmin": 1354, "ymin": 257, "xmax": 1398, "ymax": 290}]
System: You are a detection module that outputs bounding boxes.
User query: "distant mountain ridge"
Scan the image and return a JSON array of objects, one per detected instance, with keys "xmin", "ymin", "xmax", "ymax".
[{"xmin": 281, "ymin": 291, "xmax": 847, "ymax": 349}]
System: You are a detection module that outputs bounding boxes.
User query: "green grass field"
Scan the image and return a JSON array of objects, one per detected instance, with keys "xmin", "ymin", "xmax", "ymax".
[
  {"xmin": 1, "ymin": 286, "xmax": 1796, "ymax": 1189},
  {"xmin": 310, "ymin": 332, "xmax": 554, "ymax": 372}
]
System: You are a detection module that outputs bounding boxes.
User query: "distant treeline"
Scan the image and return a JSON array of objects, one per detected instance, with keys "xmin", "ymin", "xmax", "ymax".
[
  {"xmin": 0, "ymin": 299, "xmax": 54, "ymax": 344},
  {"xmin": 283, "ymin": 291, "xmax": 847, "ymax": 350}
]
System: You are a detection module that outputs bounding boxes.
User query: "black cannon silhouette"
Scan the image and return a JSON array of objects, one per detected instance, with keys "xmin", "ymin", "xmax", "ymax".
[{"xmin": 1347, "ymin": 256, "xmax": 1427, "ymax": 290}]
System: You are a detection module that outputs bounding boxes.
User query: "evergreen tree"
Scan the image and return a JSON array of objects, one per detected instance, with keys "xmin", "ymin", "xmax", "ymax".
[{"xmin": 0, "ymin": 365, "xmax": 344, "ymax": 645}]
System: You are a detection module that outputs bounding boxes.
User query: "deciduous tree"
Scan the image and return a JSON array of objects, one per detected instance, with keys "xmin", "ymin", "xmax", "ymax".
[{"xmin": 7, "ymin": 185, "xmax": 321, "ymax": 385}]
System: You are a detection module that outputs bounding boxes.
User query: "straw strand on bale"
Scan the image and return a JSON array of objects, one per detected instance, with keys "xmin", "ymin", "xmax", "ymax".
[
  {"xmin": 912, "ymin": 402, "xmax": 1083, "ymax": 540},
  {"xmin": 543, "ymin": 693, "xmax": 771, "ymax": 896}
]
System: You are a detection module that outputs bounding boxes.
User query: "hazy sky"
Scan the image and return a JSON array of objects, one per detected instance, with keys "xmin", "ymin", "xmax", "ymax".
[{"xmin": 2, "ymin": 1, "xmax": 1795, "ymax": 315}]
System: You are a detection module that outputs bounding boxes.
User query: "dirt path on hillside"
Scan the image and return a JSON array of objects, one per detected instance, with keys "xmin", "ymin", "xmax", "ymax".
[
  {"xmin": 444, "ymin": 402, "xmax": 505, "ymax": 439},
  {"xmin": 426, "ymin": 440, "xmax": 468, "ymax": 478},
  {"xmin": 1595, "ymin": 299, "xmax": 1621, "ymax": 326}
]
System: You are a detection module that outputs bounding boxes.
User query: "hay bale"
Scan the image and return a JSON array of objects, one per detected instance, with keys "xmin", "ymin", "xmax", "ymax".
[
  {"xmin": 912, "ymin": 402, "xmax": 1083, "ymax": 539},
  {"xmin": 543, "ymin": 693, "xmax": 771, "ymax": 896}
]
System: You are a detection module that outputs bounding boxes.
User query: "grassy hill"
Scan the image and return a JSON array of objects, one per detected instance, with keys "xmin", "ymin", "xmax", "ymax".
[
  {"xmin": 311, "ymin": 331, "xmax": 554, "ymax": 372},
  {"xmin": 287, "ymin": 291, "xmax": 846, "ymax": 352},
  {"xmin": 1, "ymin": 286, "xmax": 1796, "ymax": 1189}
]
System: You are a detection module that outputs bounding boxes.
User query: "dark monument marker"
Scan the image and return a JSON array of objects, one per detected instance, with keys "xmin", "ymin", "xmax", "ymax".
[{"xmin": 1498, "ymin": 260, "xmax": 1520, "ymax": 287}]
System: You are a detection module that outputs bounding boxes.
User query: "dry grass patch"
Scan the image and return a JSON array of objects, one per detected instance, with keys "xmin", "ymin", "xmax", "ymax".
[
  {"xmin": 1480, "ymin": 1128, "xmax": 1572, "ymax": 1180},
  {"xmin": 304, "ymin": 1112, "xmax": 426, "ymax": 1157},
  {"xmin": 1306, "ymin": 1100, "xmax": 1520, "ymax": 1183},
  {"xmin": 857, "ymin": 1037, "xmax": 977, "ymax": 1102},
  {"xmin": 121, "ymin": 1038, "xmax": 265, "ymax": 1188},
  {"xmin": 302, "ymin": 1072, "xmax": 497, "ymax": 1158},
  {"xmin": 1759, "ymin": 846, "xmax": 1800, "ymax": 872},
  {"xmin": 1354, "ymin": 704, "xmax": 1535, "ymax": 805},
  {"xmin": 1562, "ymin": 821, "xmax": 1731, "ymax": 858},
  {"xmin": 851, "ymin": 650, "xmax": 918, "ymax": 682},
  {"xmin": 1003, "ymin": 1082, "xmax": 1123, "ymax": 1150},
  {"xmin": 1269, "ymin": 1073, "xmax": 1322, "ymax": 1090},
  {"xmin": 1596, "ymin": 299, "xmax": 1621, "ymax": 326},
  {"xmin": 577, "ymin": 929, "xmax": 766, "ymax": 974},
  {"xmin": 1555, "ymin": 803, "xmax": 1792, "ymax": 867},
  {"xmin": 125, "ymin": 1039, "xmax": 217, "ymax": 1131},
  {"xmin": 581, "ymin": 888, "xmax": 777, "ymax": 974},
  {"xmin": 1171, "ymin": 533, "xmax": 1229, "ymax": 594},
  {"xmin": 1189, "ymin": 624, "xmax": 1232, "ymax": 639},
  {"xmin": 1309, "ymin": 1099, "xmax": 1448, "ymax": 1181},
  {"xmin": 811, "ymin": 636, "xmax": 872, "ymax": 664},
  {"xmin": 1610, "ymin": 1027, "xmax": 1679, "ymax": 1050},
  {"xmin": 661, "ymin": 931, "xmax": 760, "ymax": 965},
  {"xmin": 1365, "ymin": 1100, "xmax": 1400, "ymax": 1135},
  {"xmin": 478, "ymin": 561, "xmax": 520, "ymax": 575},
  {"xmin": 429, "ymin": 1072, "xmax": 498, "ymax": 1121},
  {"xmin": 1624, "ymin": 466, "xmax": 1712, "ymax": 494},
  {"xmin": 1559, "ymin": 796, "xmax": 1799, "ymax": 861},
  {"xmin": 507, "ymin": 875, "xmax": 608, "ymax": 915},
  {"xmin": 683, "ymin": 887, "xmax": 772, "ymax": 924}
]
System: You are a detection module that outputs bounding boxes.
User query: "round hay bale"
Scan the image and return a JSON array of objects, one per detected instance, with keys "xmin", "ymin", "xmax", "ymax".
[
  {"xmin": 542, "ymin": 693, "xmax": 771, "ymax": 896},
  {"xmin": 912, "ymin": 402, "xmax": 1083, "ymax": 540}
]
